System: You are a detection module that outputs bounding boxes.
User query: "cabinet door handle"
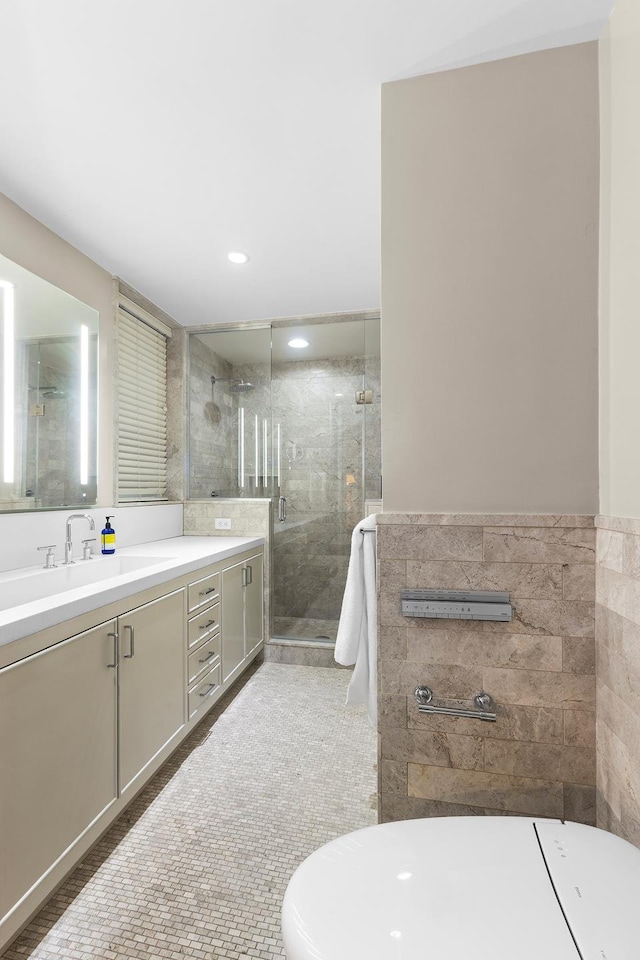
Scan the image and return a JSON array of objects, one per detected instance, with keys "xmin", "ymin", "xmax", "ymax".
[
  {"xmin": 199, "ymin": 586, "xmax": 217, "ymax": 597},
  {"xmin": 198, "ymin": 650, "xmax": 217, "ymax": 664},
  {"xmin": 242, "ymin": 567, "xmax": 247, "ymax": 587},
  {"xmin": 199, "ymin": 682, "xmax": 217, "ymax": 697},
  {"xmin": 279, "ymin": 496, "xmax": 286, "ymax": 522},
  {"xmin": 107, "ymin": 630, "xmax": 118, "ymax": 669},
  {"xmin": 198, "ymin": 618, "xmax": 217, "ymax": 630},
  {"xmin": 247, "ymin": 564, "xmax": 253, "ymax": 585},
  {"xmin": 123, "ymin": 624, "xmax": 135, "ymax": 659}
]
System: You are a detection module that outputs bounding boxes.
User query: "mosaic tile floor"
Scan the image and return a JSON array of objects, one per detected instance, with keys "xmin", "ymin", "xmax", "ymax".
[{"xmin": 5, "ymin": 663, "xmax": 376, "ymax": 960}]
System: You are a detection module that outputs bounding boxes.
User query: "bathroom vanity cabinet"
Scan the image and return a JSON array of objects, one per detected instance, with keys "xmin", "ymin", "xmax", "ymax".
[
  {"xmin": 0, "ymin": 620, "xmax": 119, "ymax": 925},
  {"xmin": 0, "ymin": 540, "xmax": 263, "ymax": 953},
  {"xmin": 221, "ymin": 550, "xmax": 264, "ymax": 682},
  {"xmin": 118, "ymin": 589, "xmax": 185, "ymax": 795}
]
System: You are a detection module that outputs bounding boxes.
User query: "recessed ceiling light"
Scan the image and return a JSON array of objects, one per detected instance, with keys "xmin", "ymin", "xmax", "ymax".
[
  {"xmin": 228, "ymin": 251, "xmax": 250, "ymax": 264},
  {"xmin": 288, "ymin": 338, "xmax": 309, "ymax": 349}
]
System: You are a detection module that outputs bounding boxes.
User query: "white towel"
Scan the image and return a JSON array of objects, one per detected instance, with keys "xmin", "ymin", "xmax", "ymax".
[{"xmin": 335, "ymin": 514, "xmax": 377, "ymax": 726}]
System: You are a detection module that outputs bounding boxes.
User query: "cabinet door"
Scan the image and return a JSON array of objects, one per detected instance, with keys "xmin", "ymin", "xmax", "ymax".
[
  {"xmin": 0, "ymin": 622, "xmax": 118, "ymax": 922},
  {"xmin": 221, "ymin": 561, "xmax": 245, "ymax": 681},
  {"xmin": 245, "ymin": 553, "xmax": 264, "ymax": 656},
  {"xmin": 118, "ymin": 589, "xmax": 185, "ymax": 796}
]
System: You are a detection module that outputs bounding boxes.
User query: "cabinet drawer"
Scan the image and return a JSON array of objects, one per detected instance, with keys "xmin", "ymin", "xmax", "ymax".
[
  {"xmin": 188, "ymin": 663, "xmax": 221, "ymax": 718},
  {"xmin": 187, "ymin": 632, "xmax": 221, "ymax": 686},
  {"xmin": 187, "ymin": 572, "xmax": 220, "ymax": 613},
  {"xmin": 187, "ymin": 601, "xmax": 220, "ymax": 649}
]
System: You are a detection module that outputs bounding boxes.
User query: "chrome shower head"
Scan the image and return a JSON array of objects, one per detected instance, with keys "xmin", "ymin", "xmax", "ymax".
[{"xmin": 210, "ymin": 375, "xmax": 254, "ymax": 393}]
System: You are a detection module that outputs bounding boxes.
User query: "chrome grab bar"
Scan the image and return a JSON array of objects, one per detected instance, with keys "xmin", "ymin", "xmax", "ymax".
[
  {"xmin": 414, "ymin": 685, "xmax": 497, "ymax": 722},
  {"xmin": 278, "ymin": 496, "xmax": 286, "ymax": 522}
]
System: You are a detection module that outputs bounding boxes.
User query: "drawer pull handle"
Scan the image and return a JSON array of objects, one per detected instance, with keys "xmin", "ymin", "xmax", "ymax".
[
  {"xmin": 198, "ymin": 650, "xmax": 217, "ymax": 663},
  {"xmin": 199, "ymin": 682, "xmax": 217, "ymax": 697},
  {"xmin": 199, "ymin": 587, "xmax": 217, "ymax": 596},
  {"xmin": 199, "ymin": 618, "xmax": 217, "ymax": 629}
]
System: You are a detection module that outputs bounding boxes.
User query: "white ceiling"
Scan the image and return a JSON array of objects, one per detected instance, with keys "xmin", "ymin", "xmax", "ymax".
[{"xmin": 0, "ymin": 0, "xmax": 614, "ymax": 327}]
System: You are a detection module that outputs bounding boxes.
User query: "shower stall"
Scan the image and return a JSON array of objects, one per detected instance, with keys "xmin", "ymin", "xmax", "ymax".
[{"xmin": 188, "ymin": 316, "xmax": 380, "ymax": 645}]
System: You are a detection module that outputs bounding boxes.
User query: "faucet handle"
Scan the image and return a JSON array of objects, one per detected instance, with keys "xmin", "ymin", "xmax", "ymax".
[
  {"xmin": 37, "ymin": 544, "xmax": 57, "ymax": 569},
  {"xmin": 81, "ymin": 538, "xmax": 96, "ymax": 560}
]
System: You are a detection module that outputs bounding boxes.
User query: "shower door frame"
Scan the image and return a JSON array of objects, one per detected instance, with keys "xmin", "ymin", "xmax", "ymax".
[{"xmin": 185, "ymin": 311, "xmax": 381, "ymax": 647}]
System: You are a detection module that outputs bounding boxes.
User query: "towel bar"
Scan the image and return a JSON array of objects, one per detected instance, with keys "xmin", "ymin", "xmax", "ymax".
[{"xmin": 414, "ymin": 685, "xmax": 497, "ymax": 722}]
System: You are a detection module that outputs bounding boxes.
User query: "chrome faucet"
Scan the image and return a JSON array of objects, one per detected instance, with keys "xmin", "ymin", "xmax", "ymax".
[{"xmin": 64, "ymin": 514, "xmax": 96, "ymax": 565}]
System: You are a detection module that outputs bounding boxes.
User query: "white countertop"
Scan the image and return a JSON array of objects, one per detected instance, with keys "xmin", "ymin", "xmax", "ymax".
[{"xmin": 0, "ymin": 536, "xmax": 264, "ymax": 648}]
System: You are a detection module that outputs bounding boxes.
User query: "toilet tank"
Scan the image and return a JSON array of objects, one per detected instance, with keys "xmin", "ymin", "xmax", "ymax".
[{"xmin": 281, "ymin": 817, "xmax": 640, "ymax": 960}]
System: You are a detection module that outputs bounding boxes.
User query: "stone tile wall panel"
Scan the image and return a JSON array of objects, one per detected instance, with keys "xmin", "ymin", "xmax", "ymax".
[
  {"xmin": 595, "ymin": 516, "xmax": 640, "ymax": 847},
  {"xmin": 378, "ymin": 514, "xmax": 596, "ymax": 824}
]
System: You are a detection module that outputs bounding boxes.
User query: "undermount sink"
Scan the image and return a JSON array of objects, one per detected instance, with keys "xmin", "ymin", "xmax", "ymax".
[{"xmin": 0, "ymin": 555, "xmax": 171, "ymax": 613}]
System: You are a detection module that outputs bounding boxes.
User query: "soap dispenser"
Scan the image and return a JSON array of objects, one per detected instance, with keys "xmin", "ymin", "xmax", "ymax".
[{"xmin": 101, "ymin": 516, "xmax": 116, "ymax": 554}]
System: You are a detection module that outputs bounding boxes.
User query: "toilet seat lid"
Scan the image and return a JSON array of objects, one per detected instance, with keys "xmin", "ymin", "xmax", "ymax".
[{"xmin": 281, "ymin": 817, "xmax": 640, "ymax": 960}]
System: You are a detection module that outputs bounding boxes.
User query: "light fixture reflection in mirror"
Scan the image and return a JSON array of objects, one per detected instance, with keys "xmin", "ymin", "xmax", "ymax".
[
  {"xmin": 80, "ymin": 324, "xmax": 89, "ymax": 486},
  {"xmin": 1, "ymin": 281, "xmax": 15, "ymax": 484},
  {"xmin": 276, "ymin": 422, "xmax": 281, "ymax": 488},
  {"xmin": 239, "ymin": 406, "xmax": 245, "ymax": 489}
]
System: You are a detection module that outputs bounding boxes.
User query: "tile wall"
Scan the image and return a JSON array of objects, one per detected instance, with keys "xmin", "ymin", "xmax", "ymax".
[
  {"xmin": 188, "ymin": 337, "xmax": 242, "ymax": 498},
  {"xmin": 595, "ymin": 516, "xmax": 640, "ymax": 845},
  {"xmin": 377, "ymin": 513, "xmax": 596, "ymax": 823},
  {"xmin": 272, "ymin": 355, "xmax": 380, "ymax": 630}
]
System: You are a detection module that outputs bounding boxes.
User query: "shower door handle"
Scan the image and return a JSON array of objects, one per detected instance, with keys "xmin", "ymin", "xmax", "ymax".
[{"xmin": 278, "ymin": 496, "xmax": 287, "ymax": 522}]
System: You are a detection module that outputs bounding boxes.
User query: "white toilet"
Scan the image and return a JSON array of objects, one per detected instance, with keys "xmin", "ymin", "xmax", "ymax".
[{"xmin": 282, "ymin": 816, "xmax": 640, "ymax": 959}]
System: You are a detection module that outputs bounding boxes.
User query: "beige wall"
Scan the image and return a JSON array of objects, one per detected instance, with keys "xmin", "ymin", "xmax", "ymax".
[
  {"xmin": 599, "ymin": 1, "xmax": 640, "ymax": 519},
  {"xmin": 381, "ymin": 43, "xmax": 600, "ymax": 515},
  {"xmin": 0, "ymin": 192, "xmax": 115, "ymax": 504}
]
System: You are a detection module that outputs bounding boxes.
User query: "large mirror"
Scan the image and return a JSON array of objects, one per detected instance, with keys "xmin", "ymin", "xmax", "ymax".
[{"xmin": 0, "ymin": 253, "xmax": 98, "ymax": 511}]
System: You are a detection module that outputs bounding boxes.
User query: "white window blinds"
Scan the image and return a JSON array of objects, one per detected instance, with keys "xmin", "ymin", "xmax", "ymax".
[{"xmin": 116, "ymin": 306, "xmax": 169, "ymax": 501}]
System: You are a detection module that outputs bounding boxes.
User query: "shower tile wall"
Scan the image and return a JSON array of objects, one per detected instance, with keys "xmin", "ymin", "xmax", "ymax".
[
  {"xmin": 187, "ymin": 337, "xmax": 381, "ymax": 642},
  {"xmin": 377, "ymin": 513, "xmax": 596, "ymax": 824},
  {"xmin": 272, "ymin": 355, "xmax": 380, "ymax": 638},
  {"xmin": 189, "ymin": 338, "xmax": 238, "ymax": 498}
]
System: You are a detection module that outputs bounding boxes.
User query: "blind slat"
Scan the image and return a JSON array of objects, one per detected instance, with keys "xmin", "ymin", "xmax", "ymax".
[{"xmin": 116, "ymin": 309, "xmax": 168, "ymax": 501}]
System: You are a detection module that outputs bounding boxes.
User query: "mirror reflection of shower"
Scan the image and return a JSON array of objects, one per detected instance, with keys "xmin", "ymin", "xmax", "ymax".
[{"xmin": 22, "ymin": 336, "xmax": 97, "ymax": 508}]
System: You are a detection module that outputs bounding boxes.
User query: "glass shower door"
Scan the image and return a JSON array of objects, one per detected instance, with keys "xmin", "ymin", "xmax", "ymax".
[{"xmin": 271, "ymin": 318, "xmax": 380, "ymax": 643}]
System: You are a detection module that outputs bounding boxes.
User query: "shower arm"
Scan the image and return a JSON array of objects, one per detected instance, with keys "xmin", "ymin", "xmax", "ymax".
[{"xmin": 210, "ymin": 375, "xmax": 254, "ymax": 393}]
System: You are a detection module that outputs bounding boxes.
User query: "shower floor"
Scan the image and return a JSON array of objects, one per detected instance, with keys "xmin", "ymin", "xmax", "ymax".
[{"xmin": 273, "ymin": 616, "xmax": 338, "ymax": 643}]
